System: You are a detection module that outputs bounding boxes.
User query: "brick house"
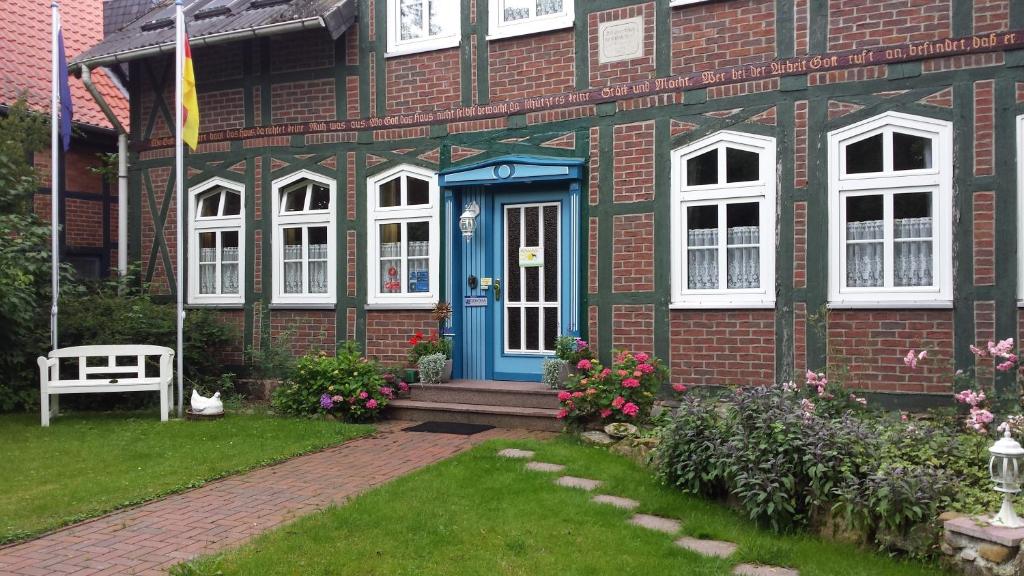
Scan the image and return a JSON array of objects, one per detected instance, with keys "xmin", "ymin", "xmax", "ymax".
[
  {"xmin": 73, "ymin": 0, "xmax": 1024, "ymax": 406},
  {"xmin": 1, "ymin": 0, "xmax": 131, "ymax": 278}
]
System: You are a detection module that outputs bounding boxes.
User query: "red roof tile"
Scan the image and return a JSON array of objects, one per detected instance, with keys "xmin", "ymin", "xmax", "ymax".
[{"xmin": 1, "ymin": 0, "xmax": 130, "ymax": 132}]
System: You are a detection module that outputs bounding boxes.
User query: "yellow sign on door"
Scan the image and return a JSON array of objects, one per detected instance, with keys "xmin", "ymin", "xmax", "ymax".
[{"xmin": 519, "ymin": 246, "xmax": 543, "ymax": 267}]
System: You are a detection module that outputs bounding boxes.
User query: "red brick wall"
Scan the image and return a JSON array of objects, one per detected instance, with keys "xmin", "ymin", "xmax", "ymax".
[
  {"xmin": 974, "ymin": 80, "xmax": 994, "ymax": 176},
  {"xmin": 612, "ymin": 213, "xmax": 654, "ymax": 293},
  {"xmin": 973, "ymin": 0, "xmax": 1010, "ymax": 34},
  {"xmin": 385, "ymin": 48, "xmax": 461, "ymax": 115},
  {"xmin": 365, "ymin": 310, "xmax": 436, "ymax": 366},
  {"xmin": 269, "ymin": 31, "xmax": 334, "ymax": 73},
  {"xmin": 489, "ymin": 30, "xmax": 574, "ymax": 101},
  {"xmin": 197, "ymin": 89, "xmax": 245, "ymax": 132},
  {"xmin": 590, "ymin": 3, "xmax": 656, "ymax": 87},
  {"xmin": 612, "ymin": 304, "xmax": 654, "ymax": 353},
  {"xmin": 671, "ymin": 0, "xmax": 775, "ymax": 76},
  {"xmin": 670, "ymin": 310, "xmax": 776, "ymax": 386},
  {"xmin": 269, "ymin": 310, "xmax": 336, "ymax": 357},
  {"xmin": 270, "ymin": 79, "xmax": 335, "ymax": 124},
  {"xmin": 973, "ymin": 191, "xmax": 995, "ymax": 286},
  {"xmin": 827, "ymin": 310, "xmax": 954, "ymax": 394},
  {"xmin": 194, "ymin": 43, "xmax": 243, "ymax": 81},
  {"xmin": 828, "ymin": 0, "xmax": 951, "ymax": 51},
  {"xmin": 64, "ymin": 198, "xmax": 105, "ymax": 247},
  {"xmin": 793, "ymin": 201, "xmax": 807, "ymax": 289},
  {"xmin": 613, "ymin": 121, "xmax": 654, "ymax": 203},
  {"xmin": 213, "ymin": 309, "xmax": 246, "ymax": 365}
]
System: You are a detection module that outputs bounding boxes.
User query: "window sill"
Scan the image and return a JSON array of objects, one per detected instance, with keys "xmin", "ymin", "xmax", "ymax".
[
  {"xmin": 670, "ymin": 0, "xmax": 712, "ymax": 6},
  {"xmin": 827, "ymin": 300, "xmax": 953, "ymax": 310},
  {"xmin": 669, "ymin": 301, "xmax": 775, "ymax": 310},
  {"xmin": 364, "ymin": 302, "xmax": 437, "ymax": 311},
  {"xmin": 487, "ymin": 19, "xmax": 574, "ymax": 42},
  {"xmin": 186, "ymin": 303, "xmax": 245, "ymax": 310},
  {"xmin": 269, "ymin": 303, "xmax": 336, "ymax": 310},
  {"xmin": 385, "ymin": 37, "xmax": 460, "ymax": 59}
]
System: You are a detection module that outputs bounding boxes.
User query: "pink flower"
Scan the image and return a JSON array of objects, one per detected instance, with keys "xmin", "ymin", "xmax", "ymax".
[
  {"xmin": 379, "ymin": 387, "xmax": 394, "ymax": 399},
  {"xmin": 990, "ymin": 338, "xmax": 1015, "ymax": 357},
  {"xmin": 586, "ymin": 388, "xmax": 597, "ymax": 395},
  {"xmin": 556, "ymin": 409, "xmax": 569, "ymax": 419},
  {"xmin": 611, "ymin": 396, "xmax": 625, "ymax": 409},
  {"xmin": 621, "ymin": 402, "xmax": 639, "ymax": 417},
  {"xmin": 955, "ymin": 389, "xmax": 986, "ymax": 407},
  {"xmin": 617, "ymin": 369, "xmax": 628, "ymax": 377},
  {"xmin": 634, "ymin": 353, "xmax": 649, "ymax": 363},
  {"xmin": 558, "ymin": 391, "xmax": 572, "ymax": 401},
  {"xmin": 359, "ymin": 391, "xmax": 369, "ymax": 399},
  {"xmin": 633, "ymin": 370, "xmax": 642, "ymax": 378},
  {"xmin": 998, "ymin": 360, "xmax": 1017, "ymax": 372},
  {"xmin": 365, "ymin": 399, "xmax": 378, "ymax": 409},
  {"xmin": 904, "ymin": 350, "xmax": 918, "ymax": 369},
  {"xmin": 849, "ymin": 393, "xmax": 867, "ymax": 406},
  {"xmin": 600, "ymin": 368, "xmax": 611, "ymax": 378},
  {"xmin": 918, "ymin": 350, "xmax": 928, "ymax": 361},
  {"xmin": 805, "ymin": 369, "xmax": 817, "ymax": 383},
  {"xmin": 572, "ymin": 391, "xmax": 584, "ymax": 399},
  {"xmin": 622, "ymin": 378, "xmax": 640, "ymax": 388},
  {"xmin": 331, "ymin": 395, "xmax": 344, "ymax": 403},
  {"xmin": 970, "ymin": 344, "xmax": 987, "ymax": 358},
  {"xmin": 576, "ymin": 339, "xmax": 589, "ymax": 349},
  {"xmin": 900, "ymin": 413, "xmax": 909, "ymax": 422},
  {"xmin": 398, "ymin": 381, "xmax": 410, "ymax": 392},
  {"xmin": 672, "ymin": 383, "xmax": 687, "ymax": 393},
  {"xmin": 577, "ymin": 359, "xmax": 593, "ymax": 371},
  {"xmin": 800, "ymin": 398, "xmax": 815, "ymax": 414},
  {"xmin": 637, "ymin": 363, "xmax": 655, "ymax": 375},
  {"xmin": 600, "ymin": 408, "xmax": 613, "ymax": 418},
  {"xmin": 781, "ymin": 381, "xmax": 797, "ymax": 393}
]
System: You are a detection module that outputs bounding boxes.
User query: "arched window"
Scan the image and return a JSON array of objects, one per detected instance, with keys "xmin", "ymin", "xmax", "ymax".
[
  {"xmin": 367, "ymin": 165, "xmax": 439, "ymax": 306},
  {"xmin": 827, "ymin": 112, "xmax": 952, "ymax": 306},
  {"xmin": 271, "ymin": 171, "xmax": 336, "ymax": 304},
  {"xmin": 189, "ymin": 178, "xmax": 244, "ymax": 304},
  {"xmin": 670, "ymin": 131, "xmax": 776, "ymax": 308}
]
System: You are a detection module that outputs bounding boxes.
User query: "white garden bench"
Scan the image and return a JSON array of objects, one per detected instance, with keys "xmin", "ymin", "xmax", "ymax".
[{"xmin": 37, "ymin": 344, "xmax": 175, "ymax": 426}]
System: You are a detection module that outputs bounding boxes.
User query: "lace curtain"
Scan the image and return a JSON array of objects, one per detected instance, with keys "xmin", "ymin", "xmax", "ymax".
[
  {"xmin": 308, "ymin": 243, "xmax": 328, "ymax": 294},
  {"xmin": 504, "ymin": 0, "xmax": 562, "ymax": 21},
  {"xmin": 200, "ymin": 247, "xmax": 216, "ymax": 294},
  {"xmin": 221, "ymin": 246, "xmax": 239, "ymax": 294},
  {"xmin": 283, "ymin": 244, "xmax": 303, "ymax": 293},
  {"xmin": 687, "ymin": 226, "xmax": 760, "ymax": 289},
  {"xmin": 846, "ymin": 217, "xmax": 932, "ymax": 287}
]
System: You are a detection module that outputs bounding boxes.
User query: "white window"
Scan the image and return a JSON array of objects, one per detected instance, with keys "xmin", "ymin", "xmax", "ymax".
[
  {"xmin": 488, "ymin": 0, "xmax": 573, "ymax": 39},
  {"xmin": 1018, "ymin": 114, "xmax": 1024, "ymax": 305},
  {"xmin": 387, "ymin": 0, "xmax": 460, "ymax": 56},
  {"xmin": 367, "ymin": 165, "xmax": 440, "ymax": 306},
  {"xmin": 271, "ymin": 170, "xmax": 337, "ymax": 305},
  {"xmin": 670, "ymin": 0, "xmax": 712, "ymax": 6},
  {"xmin": 828, "ymin": 112, "xmax": 953, "ymax": 307},
  {"xmin": 189, "ymin": 178, "xmax": 244, "ymax": 305},
  {"xmin": 670, "ymin": 131, "xmax": 776, "ymax": 308}
]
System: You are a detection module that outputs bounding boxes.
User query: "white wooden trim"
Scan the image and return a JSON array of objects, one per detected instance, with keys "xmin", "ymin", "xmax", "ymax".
[
  {"xmin": 386, "ymin": 0, "xmax": 461, "ymax": 56},
  {"xmin": 827, "ymin": 111, "xmax": 953, "ymax": 306},
  {"xmin": 271, "ymin": 170, "xmax": 337, "ymax": 305},
  {"xmin": 669, "ymin": 130, "xmax": 776, "ymax": 308},
  {"xmin": 487, "ymin": 0, "xmax": 574, "ymax": 40},
  {"xmin": 366, "ymin": 164, "xmax": 440, "ymax": 306},
  {"xmin": 188, "ymin": 177, "xmax": 245, "ymax": 305}
]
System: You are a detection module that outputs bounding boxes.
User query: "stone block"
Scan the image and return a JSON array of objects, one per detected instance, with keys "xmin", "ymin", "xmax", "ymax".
[
  {"xmin": 978, "ymin": 543, "xmax": 1014, "ymax": 564},
  {"xmin": 555, "ymin": 476, "xmax": 602, "ymax": 491},
  {"xmin": 498, "ymin": 448, "xmax": 535, "ymax": 459},
  {"xmin": 629, "ymin": 513, "xmax": 681, "ymax": 534},
  {"xmin": 525, "ymin": 461, "xmax": 565, "ymax": 473},
  {"xmin": 675, "ymin": 536, "xmax": 738, "ymax": 558},
  {"xmin": 581, "ymin": 431, "xmax": 616, "ymax": 446},
  {"xmin": 732, "ymin": 564, "xmax": 799, "ymax": 576},
  {"xmin": 592, "ymin": 494, "xmax": 640, "ymax": 510}
]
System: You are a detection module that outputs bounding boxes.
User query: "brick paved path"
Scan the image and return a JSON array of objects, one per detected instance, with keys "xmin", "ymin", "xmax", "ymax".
[{"xmin": 0, "ymin": 421, "xmax": 553, "ymax": 576}]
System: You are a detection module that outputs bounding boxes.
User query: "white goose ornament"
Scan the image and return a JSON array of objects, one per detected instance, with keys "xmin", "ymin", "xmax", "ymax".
[{"xmin": 190, "ymin": 390, "xmax": 224, "ymax": 415}]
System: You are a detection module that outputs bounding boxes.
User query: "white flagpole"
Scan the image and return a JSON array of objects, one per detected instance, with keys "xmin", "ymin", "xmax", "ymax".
[
  {"xmin": 175, "ymin": 0, "xmax": 185, "ymax": 418},
  {"xmin": 50, "ymin": 2, "xmax": 59, "ymax": 351}
]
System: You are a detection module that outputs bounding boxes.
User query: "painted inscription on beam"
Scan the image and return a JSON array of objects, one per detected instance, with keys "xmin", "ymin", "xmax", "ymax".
[{"xmin": 139, "ymin": 30, "xmax": 1024, "ymax": 150}]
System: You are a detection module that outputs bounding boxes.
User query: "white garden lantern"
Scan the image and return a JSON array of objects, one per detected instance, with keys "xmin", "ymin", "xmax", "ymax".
[
  {"xmin": 459, "ymin": 201, "xmax": 480, "ymax": 242},
  {"xmin": 989, "ymin": 427, "xmax": 1024, "ymax": 528}
]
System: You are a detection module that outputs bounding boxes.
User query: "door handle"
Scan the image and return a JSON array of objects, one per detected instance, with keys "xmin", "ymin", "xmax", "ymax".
[{"xmin": 493, "ymin": 279, "xmax": 501, "ymax": 301}]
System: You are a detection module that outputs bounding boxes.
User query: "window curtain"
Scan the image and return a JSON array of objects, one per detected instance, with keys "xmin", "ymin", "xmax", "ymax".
[
  {"xmin": 308, "ymin": 243, "xmax": 328, "ymax": 294},
  {"xmin": 687, "ymin": 228, "xmax": 718, "ymax": 289},
  {"xmin": 199, "ymin": 247, "xmax": 216, "ymax": 294},
  {"xmin": 283, "ymin": 244, "xmax": 303, "ymax": 293},
  {"xmin": 894, "ymin": 217, "xmax": 932, "ymax": 287},
  {"xmin": 221, "ymin": 246, "xmax": 239, "ymax": 294},
  {"xmin": 726, "ymin": 225, "xmax": 759, "ymax": 289},
  {"xmin": 845, "ymin": 220, "xmax": 884, "ymax": 287}
]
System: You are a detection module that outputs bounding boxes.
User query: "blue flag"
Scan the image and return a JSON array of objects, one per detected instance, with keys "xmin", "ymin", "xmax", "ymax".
[{"xmin": 57, "ymin": 27, "xmax": 73, "ymax": 151}]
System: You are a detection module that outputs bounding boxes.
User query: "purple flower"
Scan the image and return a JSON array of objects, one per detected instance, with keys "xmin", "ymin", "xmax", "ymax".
[{"xmin": 319, "ymin": 393, "xmax": 334, "ymax": 410}]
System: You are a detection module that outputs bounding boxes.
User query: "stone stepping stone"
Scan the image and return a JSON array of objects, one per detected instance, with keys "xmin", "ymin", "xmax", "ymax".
[
  {"xmin": 733, "ymin": 564, "xmax": 799, "ymax": 576},
  {"xmin": 629, "ymin": 513, "xmax": 681, "ymax": 534},
  {"xmin": 555, "ymin": 476, "xmax": 602, "ymax": 491},
  {"xmin": 675, "ymin": 536, "xmax": 737, "ymax": 558},
  {"xmin": 526, "ymin": 461, "xmax": 565, "ymax": 473},
  {"xmin": 498, "ymin": 448, "xmax": 535, "ymax": 459},
  {"xmin": 592, "ymin": 494, "xmax": 640, "ymax": 510}
]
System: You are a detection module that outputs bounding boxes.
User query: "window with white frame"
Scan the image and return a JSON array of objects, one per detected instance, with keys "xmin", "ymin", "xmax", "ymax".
[
  {"xmin": 670, "ymin": 131, "xmax": 776, "ymax": 308},
  {"xmin": 189, "ymin": 178, "xmax": 244, "ymax": 304},
  {"xmin": 1018, "ymin": 114, "xmax": 1024, "ymax": 304},
  {"xmin": 367, "ymin": 165, "xmax": 440, "ymax": 306},
  {"xmin": 488, "ymin": 0, "xmax": 573, "ymax": 39},
  {"xmin": 828, "ymin": 112, "xmax": 952, "ymax": 307},
  {"xmin": 271, "ymin": 171, "xmax": 336, "ymax": 304},
  {"xmin": 387, "ymin": 0, "xmax": 460, "ymax": 56}
]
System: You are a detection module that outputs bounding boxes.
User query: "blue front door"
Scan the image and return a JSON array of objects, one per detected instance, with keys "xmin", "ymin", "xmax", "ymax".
[{"xmin": 489, "ymin": 191, "xmax": 569, "ymax": 380}]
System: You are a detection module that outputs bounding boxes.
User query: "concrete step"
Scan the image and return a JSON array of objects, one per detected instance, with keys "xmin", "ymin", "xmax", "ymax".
[
  {"xmin": 386, "ymin": 399, "xmax": 564, "ymax": 432},
  {"xmin": 408, "ymin": 381, "xmax": 560, "ymax": 409}
]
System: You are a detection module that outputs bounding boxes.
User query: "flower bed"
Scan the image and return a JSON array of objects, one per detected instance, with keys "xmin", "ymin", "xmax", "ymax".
[
  {"xmin": 271, "ymin": 342, "xmax": 408, "ymax": 422},
  {"xmin": 556, "ymin": 349, "xmax": 672, "ymax": 425}
]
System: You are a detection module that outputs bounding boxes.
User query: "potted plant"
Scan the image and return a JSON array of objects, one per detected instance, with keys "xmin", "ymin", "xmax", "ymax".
[
  {"xmin": 408, "ymin": 330, "xmax": 453, "ymax": 382},
  {"xmin": 554, "ymin": 336, "xmax": 594, "ymax": 378},
  {"xmin": 418, "ymin": 353, "xmax": 448, "ymax": 384}
]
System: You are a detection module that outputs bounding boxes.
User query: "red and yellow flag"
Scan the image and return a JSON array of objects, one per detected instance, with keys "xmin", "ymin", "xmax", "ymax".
[{"xmin": 182, "ymin": 34, "xmax": 199, "ymax": 150}]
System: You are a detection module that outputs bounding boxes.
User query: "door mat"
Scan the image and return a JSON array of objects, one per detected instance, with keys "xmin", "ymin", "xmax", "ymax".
[{"xmin": 403, "ymin": 421, "xmax": 496, "ymax": 435}]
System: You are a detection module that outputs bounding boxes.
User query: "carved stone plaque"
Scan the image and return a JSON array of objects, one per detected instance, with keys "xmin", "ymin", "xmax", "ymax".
[{"xmin": 598, "ymin": 16, "xmax": 644, "ymax": 64}]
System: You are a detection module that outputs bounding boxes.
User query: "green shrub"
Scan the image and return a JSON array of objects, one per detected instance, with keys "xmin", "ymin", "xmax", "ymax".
[
  {"xmin": 556, "ymin": 350, "xmax": 668, "ymax": 424},
  {"xmin": 541, "ymin": 358, "xmax": 568, "ymax": 389},
  {"xmin": 272, "ymin": 342, "xmax": 393, "ymax": 422},
  {"xmin": 417, "ymin": 353, "xmax": 447, "ymax": 384}
]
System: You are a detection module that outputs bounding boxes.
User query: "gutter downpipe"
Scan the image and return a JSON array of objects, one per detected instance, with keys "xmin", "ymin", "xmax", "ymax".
[
  {"xmin": 80, "ymin": 65, "xmax": 128, "ymax": 278},
  {"xmin": 73, "ymin": 17, "xmax": 325, "ymax": 70}
]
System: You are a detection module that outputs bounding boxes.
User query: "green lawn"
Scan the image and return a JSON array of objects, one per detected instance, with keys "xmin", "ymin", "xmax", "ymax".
[
  {"xmin": 0, "ymin": 409, "xmax": 373, "ymax": 544},
  {"xmin": 178, "ymin": 438, "xmax": 947, "ymax": 576}
]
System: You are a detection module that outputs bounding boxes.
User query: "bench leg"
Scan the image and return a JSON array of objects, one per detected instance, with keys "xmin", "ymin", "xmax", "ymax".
[
  {"xmin": 40, "ymin": 392, "xmax": 50, "ymax": 427},
  {"xmin": 160, "ymin": 384, "xmax": 169, "ymax": 422},
  {"xmin": 51, "ymin": 394, "xmax": 59, "ymax": 417}
]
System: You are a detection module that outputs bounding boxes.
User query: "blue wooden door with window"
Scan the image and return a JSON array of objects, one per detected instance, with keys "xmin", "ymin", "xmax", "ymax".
[{"xmin": 489, "ymin": 191, "xmax": 570, "ymax": 380}]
